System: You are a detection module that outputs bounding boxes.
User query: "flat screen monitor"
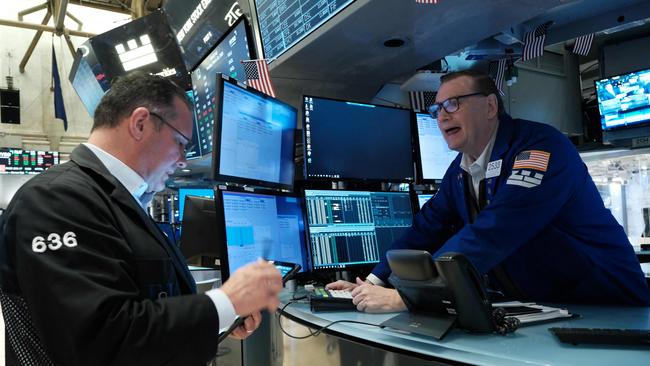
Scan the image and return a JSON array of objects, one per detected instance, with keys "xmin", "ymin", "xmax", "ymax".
[
  {"xmin": 303, "ymin": 96, "xmax": 414, "ymax": 182},
  {"xmin": 216, "ymin": 189, "xmax": 309, "ymax": 281},
  {"xmin": 190, "ymin": 19, "xmax": 255, "ymax": 155},
  {"xmin": 0, "ymin": 148, "xmax": 60, "ymax": 174},
  {"xmin": 596, "ymin": 67, "xmax": 650, "ymax": 131},
  {"xmin": 414, "ymin": 113, "xmax": 459, "ymax": 182},
  {"xmin": 184, "ymin": 90, "xmax": 203, "ymax": 159},
  {"xmin": 417, "ymin": 193, "xmax": 434, "ymax": 209},
  {"xmin": 89, "ymin": 10, "xmax": 190, "ymax": 90},
  {"xmin": 254, "ymin": 0, "xmax": 354, "ymax": 60},
  {"xmin": 163, "ymin": 0, "xmax": 247, "ymax": 70},
  {"xmin": 179, "ymin": 195, "xmax": 221, "ymax": 268},
  {"xmin": 68, "ymin": 46, "xmax": 108, "ymax": 118},
  {"xmin": 304, "ymin": 189, "xmax": 413, "ymax": 270},
  {"xmin": 178, "ymin": 187, "xmax": 215, "ymax": 221},
  {"xmin": 212, "ymin": 76, "xmax": 297, "ymax": 189}
]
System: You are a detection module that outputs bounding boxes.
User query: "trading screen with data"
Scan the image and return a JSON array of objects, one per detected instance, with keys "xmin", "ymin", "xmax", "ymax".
[
  {"xmin": 0, "ymin": 149, "xmax": 59, "ymax": 174},
  {"xmin": 304, "ymin": 190, "xmax": 413, "ymax": 270}
]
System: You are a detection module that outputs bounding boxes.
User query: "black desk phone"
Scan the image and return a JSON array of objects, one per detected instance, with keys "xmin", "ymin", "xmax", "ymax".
[
  {"xmin": 218, "ymin": 261, "xmax": 301, "ymax": 343},
  {"xmin": 387, "ymin": 250, "xmax": 496, "ymax": 333}
]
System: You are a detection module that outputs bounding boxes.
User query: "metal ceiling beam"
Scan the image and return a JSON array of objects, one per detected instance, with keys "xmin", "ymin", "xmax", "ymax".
[
  {"xmin": 65, "ymin": 10, "xmax": 83, "ymax": 31},
  {"xmin": 0, "ymin": 18, "xmax": 96, "ymax": 38},
  {"xmin": 18, "ymin": 11, "xmax": 52, "ymax": 73},
  {"xmin": 17, "ymin": 3, "xmax": 48, "ymax": 21},
  {"xmin": 54, "ymin": 0, "xmax": 70, "ymax": 35},
  {"xmin": 71, "ymin": 0, "xmax": 131, "ymax": 15}
]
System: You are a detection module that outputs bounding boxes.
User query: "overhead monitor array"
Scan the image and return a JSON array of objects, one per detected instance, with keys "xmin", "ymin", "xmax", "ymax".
[{"xmin": 0, "ymin": 149, "xmax": 59, "ymax": 174}]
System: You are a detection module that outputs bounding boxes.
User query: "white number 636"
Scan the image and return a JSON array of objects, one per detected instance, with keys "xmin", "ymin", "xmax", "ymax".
[{"xmin": 32, "ymin": 232, "xmax": 78, "ymax": 253}]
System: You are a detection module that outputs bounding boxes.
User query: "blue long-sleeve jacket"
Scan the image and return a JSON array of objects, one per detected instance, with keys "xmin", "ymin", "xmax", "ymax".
[{"xmin": 373, "ymin": 114, "xmax": 650, "ymax": 306}]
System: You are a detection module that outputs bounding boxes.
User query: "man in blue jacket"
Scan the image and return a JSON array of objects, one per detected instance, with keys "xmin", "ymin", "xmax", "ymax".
[{"xmin": 328, "ymin": 70, "xmax": 650, "ymax": 312}]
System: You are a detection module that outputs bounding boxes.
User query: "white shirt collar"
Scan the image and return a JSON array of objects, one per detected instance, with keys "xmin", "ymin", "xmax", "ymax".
[
  {"xmin": 83, "ymin": 143, "xmax": 149, "ymax": 206},
  {"xmin": 459, "ymin": 124, "xmax": 499, "ymax": 199}
]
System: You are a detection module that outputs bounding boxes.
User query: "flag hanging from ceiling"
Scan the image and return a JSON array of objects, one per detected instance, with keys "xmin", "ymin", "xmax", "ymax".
[
  {"xmin": 572, "ymin": 33, "xmax": 594, "ymax": 56},
  {"xmin": 409, "ymin": 91, "xmax": 436, "ymax": 113},
  {"xmin": 494, "ymin": 58, "xmax": 507, "ymax": 96},
  {"xmin": 52, "ymin": 44, "xmax": 68, "ymax": 131},
  {"xmin": 415, "ymin": 0, "xmax": 438, "ymax": 3},
  {"xmin": 522, "ymin": 22, "xmax": 552, "ymax": 61},
  {"xmin": 242, "ymin": 59, "xmax": 276, "ymax": 98}
]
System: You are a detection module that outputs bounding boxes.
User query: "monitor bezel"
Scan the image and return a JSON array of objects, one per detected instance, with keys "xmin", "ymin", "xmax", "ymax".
[
  {"xmin": 215, "ymin": 186, "xmax": 310, "ymax": 282},
  {"xmin": 411, "ymin": 112, "xmax": 460, "ymax": 184},
  {"xmin": 302, "ymin": 187, "xmax": 415, "ymax": 272},
  {"xmin": 178, "ymin": 194, "xmax": 221, "ymax": 268},
  {"xmin": 302, "ymin": 94, "xmax": 416, "ymax": 183},
  {"xmin": 211, "ymin": 74, "xmax": 298, "ymax": 190},
  {"xmin": 188, "ymin": 16, "xmax": 256, "ymax": 75},
  {"xmin": 594, "ymin": 66, "xmax": 650, "ymax": 133}
]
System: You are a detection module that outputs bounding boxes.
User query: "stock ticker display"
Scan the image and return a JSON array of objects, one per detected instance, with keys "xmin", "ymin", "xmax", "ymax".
[
  {"xmin": 304, "ymin": 190, "xmax": 413, "ymax": 269},
  {"xmin": 0, "ymin": 149, "xmax": 60, "ymax": 174},
  {"xmin": 255, "ymin": 0, "xmax": 354, "ymax": 59}
]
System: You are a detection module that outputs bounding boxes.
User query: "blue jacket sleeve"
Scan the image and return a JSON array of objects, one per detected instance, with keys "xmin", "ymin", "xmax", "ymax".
[{"xmin": 371, "ymin": 165, "xmax": 462, "ymax": 282}]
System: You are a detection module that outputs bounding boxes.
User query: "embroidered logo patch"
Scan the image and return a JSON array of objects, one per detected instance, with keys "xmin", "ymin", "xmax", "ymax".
[
  {"xmin": 506, "ymin": 170, "xmax": 544, "ymax": 188},
  {"xmin": 512, "ymin": 150, "xmax": 550, "ymax": 172}
]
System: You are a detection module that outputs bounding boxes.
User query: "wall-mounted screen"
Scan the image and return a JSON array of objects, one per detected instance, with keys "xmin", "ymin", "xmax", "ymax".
[
  {"xmin": 212, "ymin": 76, "xmax": 297, "ymax": 189},
  {"xmin": 595, "ymin": 68, "xmax": 650, "ymax": 132},
  {"xmin": 0, "ymin": 149, "xmax": 59, "ymax": 174},
  {"xmin": 184, "ymin": 90, "xmax": 202, "ymax": 159},
  {"xmin": 190, "ymin": 19, "xmax": 254, "ymax": 156},
  {"xmin": 303, "ymin": 96, "xmax": 414, "ymax": 182},
  {"xmin": 254, "ymin": 0, "xmax": 354, "ymax": 60},
  {"xmin": 414, "ymin": 113, "xmax": 458, "ymax": 181},
  {"xmin": 304, "ymin": 189, "xmax": 413, "ymax": 270},
  {"xmin": 163, "ymin": 0, "xmax": 247, "ymax": 70}
]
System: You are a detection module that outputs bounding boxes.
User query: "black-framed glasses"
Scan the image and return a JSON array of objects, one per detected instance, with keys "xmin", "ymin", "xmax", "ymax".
[
  {"xmin": 149, "ymin": 111, "xmax": 195, "ymax": 155},
  {"xmin": 427, "ymin": 92, "xmax": 487, "ymax": 119}
]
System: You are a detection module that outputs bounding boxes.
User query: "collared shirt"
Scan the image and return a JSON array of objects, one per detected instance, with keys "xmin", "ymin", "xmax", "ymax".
[
  {"xmin": 83, "ymin": 143, "xmax": 237, "ymax": 333},
  {"xmin": 459, "ymin": 124, "xmax": 499, "ymax": 202}
]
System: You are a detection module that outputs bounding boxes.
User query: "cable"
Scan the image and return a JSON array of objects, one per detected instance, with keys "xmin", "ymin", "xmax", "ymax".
[{"xmin": 277, "ymin": 301, "xmax": 383, "ymax": 340}]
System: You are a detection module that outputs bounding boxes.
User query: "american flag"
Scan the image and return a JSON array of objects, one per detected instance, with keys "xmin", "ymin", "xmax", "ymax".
[
  {"xmin": 522, "ymin": 22, "xmax": 552, "ymax": 61},
  {"xmin": 572, "ymin": 33, "xmax": 594, "ymax": 56},
  {"xmin": 513, "ymin": 150, "xmax": 551, "ymax": 172},
  {"xmin": 242, "ymin": 59, "xmax": 276, "ymax": 97},
  {"xmin": 494, "ymin": 58, "xmax": 507, "ymax": 96},
  {"xmin": 415, "ymin": 0, "xmax": 438, "ymax": 3},
  {"xmin": 409, "ymin": 91, "xmax": 436, "ymax": 113}
]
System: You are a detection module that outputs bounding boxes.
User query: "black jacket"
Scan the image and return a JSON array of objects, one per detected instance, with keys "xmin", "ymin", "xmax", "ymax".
[{"xmin": 0, "ymin": 144, "xmax": 220, "ymax": 365}]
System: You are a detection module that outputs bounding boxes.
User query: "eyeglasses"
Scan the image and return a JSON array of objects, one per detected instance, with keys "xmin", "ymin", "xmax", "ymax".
[
  {"xmin": 427, "ymin": 92, "xmax": 487, "ymax": 119},
  {"xmin": 149, "ymin": 111, "xmax": 195, "ymax": 155}
]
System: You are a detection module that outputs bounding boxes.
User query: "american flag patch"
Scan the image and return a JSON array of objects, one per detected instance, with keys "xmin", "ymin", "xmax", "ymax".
[{"xmin": 512, "ymin": 150, "xmax": 550, "ymax": 172}]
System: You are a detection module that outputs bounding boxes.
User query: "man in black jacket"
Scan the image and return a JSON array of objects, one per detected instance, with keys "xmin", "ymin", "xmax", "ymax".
[{"xmin": 0, "ymin": 72, "xmax": 283, "ymax": 365}]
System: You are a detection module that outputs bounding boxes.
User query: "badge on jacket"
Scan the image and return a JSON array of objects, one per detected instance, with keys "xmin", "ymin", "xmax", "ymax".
[{"xmin": 506, "ymin": 150, "xmax": 550, "ymax": 188}]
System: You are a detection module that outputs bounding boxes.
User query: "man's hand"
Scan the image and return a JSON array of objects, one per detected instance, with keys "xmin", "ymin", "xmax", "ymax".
[
  {"xmin": 229, "ymin": 312, "xmax": 262, "ymax": 340},
  {"xmin": 325, "ymin": 279, "xmax": 360, "ymax": 291},
  {"xmin": 350, "ymin": 278, "xmax": 406, "ymax": 313},
  {"xmin": 221, "ymin": 259, "xmax": 283, "ymax": 316}
]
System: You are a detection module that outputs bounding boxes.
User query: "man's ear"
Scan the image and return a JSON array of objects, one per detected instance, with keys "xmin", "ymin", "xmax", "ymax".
[
  {"xmin": 486, "ymin": 94, "xmax": 499, "ymax": 119},
  {"xmin": 128, "ymin": 107, "xmax": 150, "ymax": 141}
]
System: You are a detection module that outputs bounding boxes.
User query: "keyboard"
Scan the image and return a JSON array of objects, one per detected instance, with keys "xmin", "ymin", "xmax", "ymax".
[
  {"xmin": 309, "ymin": 287, "xmax": 356, "ymax": 312},
  {"xmin": 549, "ymin": 327, "xmax": 650, "ymax": 346}
]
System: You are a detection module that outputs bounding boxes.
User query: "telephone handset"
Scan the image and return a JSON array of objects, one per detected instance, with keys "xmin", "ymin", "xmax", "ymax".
[{"xmin": 387, "ymin": 250, "xmax": 495, "ymax": 333}]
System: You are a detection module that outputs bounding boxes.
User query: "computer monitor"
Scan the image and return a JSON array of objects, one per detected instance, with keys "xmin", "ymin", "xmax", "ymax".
[
  {"xmin": 212, "ymin": 76, "xmax": 297, "ymax": 189},
  {"xmin": 303, "ymin": 96, "xmax": 414, "ymax": 182},
  {"xmin": 68, "ymin": 46, "xmax": 108, "ymax": 118},
  {"xmin": 0, "ymin": 148, "xmax": 60, "ymax": 174},
  {"xmin": 304, "ymin": 189, "xmax": 414, "ymax": 270},
  {"xmin": 413, "ymin": 113, "xmax": 459, "ymax": 182},
  {"xmin": 184, "ymin": 90, "xmax": 202, "ymax": 159},
  {"xmin": 190, "ymin": 19, "xmax": 254, "ymax": 155},
  {"xmin": 178, "ymin": 188, "xmax": 215, "ymax": 221},
  {"xmin": 595, "ymin": 67, "xmax": 650, "ymax": 146},
  {"xmin": 215, "ymin": 188, "xmax": 309, "ymax": 281},
  {"xmin": 179, "ymin": 195, "xmax": 221, "ymax": 268},
  {"xmin": 417, "ymin": 193, "xmax": 435, "ymax": 209},
  {"xmin": 254, "ymin": 0, "xmax": 354, "ymax": 60}
]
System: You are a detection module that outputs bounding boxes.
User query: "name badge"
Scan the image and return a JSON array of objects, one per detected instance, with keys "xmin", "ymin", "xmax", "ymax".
[{"xmin": 486, "ymin": 159, "xmax": 502, "ymax": 179}]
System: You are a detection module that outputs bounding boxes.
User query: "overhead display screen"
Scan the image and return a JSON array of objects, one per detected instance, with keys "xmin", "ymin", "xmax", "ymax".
[
  {"xmin": 0, "ymin": 149, "xmax": 60, "ymax": 174},
  {"xmin": 254, "ymin": 0, "xmax": 354, "ymax": 60},
  {"xmin": 163, "ymin": 0, "xmax": 247, "ymax": 70},
  {"xmin": 190, "ymin": 19, "xmax": 253, "ymax": 155}
]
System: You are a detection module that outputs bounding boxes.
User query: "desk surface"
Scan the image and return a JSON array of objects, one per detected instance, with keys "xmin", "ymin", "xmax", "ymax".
[{"xmin": 279, "ymin": 291, "xmax": 650, "ymax": 366}]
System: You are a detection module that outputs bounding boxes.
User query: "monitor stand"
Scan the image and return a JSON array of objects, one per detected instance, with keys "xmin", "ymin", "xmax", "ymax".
[{"xmin": 381, "ymin": 312, "xmax": 457, "ymax": 340}]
